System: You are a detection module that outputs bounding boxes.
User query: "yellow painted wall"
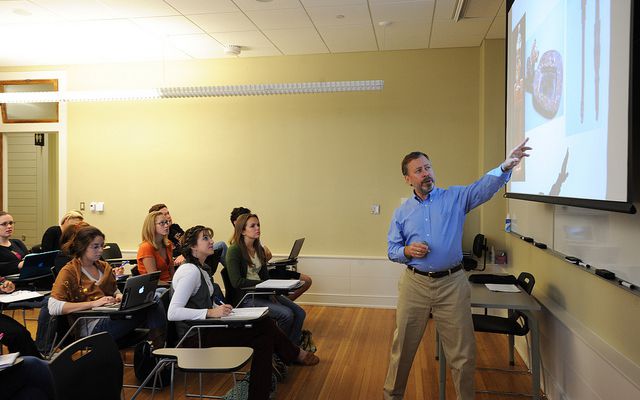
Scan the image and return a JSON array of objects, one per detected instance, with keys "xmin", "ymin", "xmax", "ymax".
[
  {"xmin": 507, "ymin": 236, "xmax": 640, "ymax": 365},
  {"xmin": 58, "ymin": 48, "xmax": 494, "ymax": 256}
]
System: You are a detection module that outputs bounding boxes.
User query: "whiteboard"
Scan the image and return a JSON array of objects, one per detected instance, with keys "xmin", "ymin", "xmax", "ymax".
[{"xmin": 508, "ymin": 199, "xmax": 640, "ymax": 287}]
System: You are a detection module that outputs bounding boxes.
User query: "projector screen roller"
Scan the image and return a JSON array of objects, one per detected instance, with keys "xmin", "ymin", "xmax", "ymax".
[{"xmin": 505, "ymin": 0, "xmax": 634, "ymax": 212}]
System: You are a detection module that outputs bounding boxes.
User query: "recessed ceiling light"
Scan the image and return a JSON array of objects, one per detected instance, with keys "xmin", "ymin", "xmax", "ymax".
[
  {"xmin": 256, "ymin": 0, "xmax": 273, "ymax": 2},
  {"xmin": 336, "ymin": 14, "xmax": 345, "ymax": 19},
  {"xmin": 378, "ymin": 21, "xmax": 392, "ymax": 27}
]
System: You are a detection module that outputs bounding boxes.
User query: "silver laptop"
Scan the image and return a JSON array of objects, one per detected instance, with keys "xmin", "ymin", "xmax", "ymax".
[
  {"xmin": 269, "ymin": 238, "xmax": 305, "ymax": 266},
  {"xmin": 92, "ymin": 271, "xmax": 160, "ymax": 312}
]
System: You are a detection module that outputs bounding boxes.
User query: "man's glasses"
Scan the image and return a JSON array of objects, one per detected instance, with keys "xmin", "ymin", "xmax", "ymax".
[
  {"xmin": 156, "ymin": 220, "xmax": 170, "ymax": 227},
  {"xmin": 0, "ymin": 221, "xmax": 15, "ymax": 227}
]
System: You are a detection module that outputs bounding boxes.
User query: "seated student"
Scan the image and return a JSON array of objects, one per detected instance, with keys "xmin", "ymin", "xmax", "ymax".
[
  {"xmin": 136, "ymin": 211, "xmax": 174, "ymax": 282},
  {"xmin": 1, "ymin": 356, "xmax": 55, "ymax": 400},
  {"xmin": 148, "ymin": 203, "xmax": 228, "ymax": 272},
  {"xmin": 229, "ymin": 207, "xmax": 312, "ymax": 301},
  {"xmin": 226, "ymin": 213, "xmax": 306, "ymax": 345},
  {"xmin": 53, "ymin": 221, "xmax": 90, "ymax": 273},
  {"xmin": 0, "ymin": 278, "xmax": 42, "ymax": 358},
  {"xmin": 168, "ymin": 225, "xmax": 318, "ymax": 400},
  {"xmin": 40, "ymin": 210, "xmax": 84, "ymax": 252},
  {"xmin": 48, "ymin": 225, "xmax": 166, "ymax": 347},
  {"xmin": 0, "ymin": 211, "xmax": 28, "ymax": 276}
]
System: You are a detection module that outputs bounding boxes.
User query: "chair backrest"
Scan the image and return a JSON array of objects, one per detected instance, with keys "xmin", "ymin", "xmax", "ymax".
[
  {"xmin": 220, "ymin": 268, "xmax": 237, "ymax": 305},
  {"xmin": 516, "ymin": 272, "xmax": 535, "ymax": 294},
  {"xmin": 49, "ymin": 332, "xmax": 123, "ymax": 400},
  {"xmin": 102, "ymin": 242, "xmax": 123, "ymax": 260}
]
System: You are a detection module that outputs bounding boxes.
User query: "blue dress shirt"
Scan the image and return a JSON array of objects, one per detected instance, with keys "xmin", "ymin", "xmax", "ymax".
[{"xmin": 387, "ymin": 166, "xmax": 511, "ymax": 272}]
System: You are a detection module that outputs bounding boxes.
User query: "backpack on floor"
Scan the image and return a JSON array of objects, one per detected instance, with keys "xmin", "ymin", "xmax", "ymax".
[{"xmin": 133, "ymin": 341, "xmax": 171, "ymax": 388}]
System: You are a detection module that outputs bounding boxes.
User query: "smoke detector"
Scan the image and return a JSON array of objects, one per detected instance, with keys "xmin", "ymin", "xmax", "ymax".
[{"xmin": 224, "ymin": 45, "xmax": 242, "ymax": 56}]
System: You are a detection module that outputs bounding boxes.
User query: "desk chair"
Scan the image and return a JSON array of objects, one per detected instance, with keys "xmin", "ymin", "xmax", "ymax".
[
  {"xmin": 472, "ymin": 272, "xmax": 536, "ymax": 397},
  {"xmin": 103, "ymin": 242, "xmax": 137, "ymax": 267},
  {"xmin": 220, "ymin": 268, "xmax": 281, "ymax": 308},
  {"xmin": 131, "ymin": 323, "xmax": 254, "ymax": 400},
  {"xmin": 49, "ymin": 331, "xmax": 123, "ymax": 400}
]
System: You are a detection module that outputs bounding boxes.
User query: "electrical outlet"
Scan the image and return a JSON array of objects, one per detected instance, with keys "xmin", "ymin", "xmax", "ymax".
[{"xmin": 370, "ymin": 204, "xmax": 380, "ymax": 215}]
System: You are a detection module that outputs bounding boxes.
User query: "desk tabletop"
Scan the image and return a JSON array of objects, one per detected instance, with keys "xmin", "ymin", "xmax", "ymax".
[
  {"xmin": 154, "ymin": 347, "xmax": 253, "ymax": 372},
  {"xmin": 470, "ymin": 283, "xmax": 541, "ymax": 311}
]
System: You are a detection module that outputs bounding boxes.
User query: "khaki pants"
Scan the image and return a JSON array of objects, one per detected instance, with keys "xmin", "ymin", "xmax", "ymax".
[{"xmin": 383, "ymin": 268, "xmax": 476, "ymax": 400}]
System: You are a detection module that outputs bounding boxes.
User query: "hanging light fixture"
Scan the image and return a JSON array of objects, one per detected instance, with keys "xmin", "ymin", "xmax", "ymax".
[{"xmin": 0, "ymin": 80, "xmax": 384, "ymax": 103}]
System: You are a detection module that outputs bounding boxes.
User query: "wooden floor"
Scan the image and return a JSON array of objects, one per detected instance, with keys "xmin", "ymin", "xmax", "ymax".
[{"xmin": 14, "ymin": 305, "xmax": 540, "ymax": 399}]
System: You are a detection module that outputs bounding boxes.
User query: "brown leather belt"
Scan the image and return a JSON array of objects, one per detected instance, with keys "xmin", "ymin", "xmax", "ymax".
[{"xmin": 407, "ymin": 264, "xmax": 462, "ymax": 278}]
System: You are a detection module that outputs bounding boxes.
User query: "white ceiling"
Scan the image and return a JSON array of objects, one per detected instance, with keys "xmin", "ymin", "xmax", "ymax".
[{"xmin": 0, "ymin": 0, "xmax": 506, "ymax": 67}]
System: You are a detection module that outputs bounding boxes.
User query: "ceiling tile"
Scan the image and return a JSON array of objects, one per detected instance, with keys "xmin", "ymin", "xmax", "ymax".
[
  {"xmin": 301, "ymin": 0, "xmax": 365, "ymax": 7},
  {"xmin": 370, "ymin": 0, "xmax": 434, "ymax": 24},
  {"xmin": 463, "ymin": 0, "xmax": 502, "ymax": 18},
  {"xmin": 189, "ymin": 12, "xmax": 256, "ymax": 32},
  {"xmin": 134, "ymin": 15, "xmax": 203, "ymax": 36},
  {"xmin": 233, "ymin": 0, "xmax": 302, "ymax": 12},
  {"xmin": 263, "ymin": 27, "xmax": 329, "ymax": 55},
  {"xmin": 0, "ymin": 1, "xmax": 60, "ymax": 24},
  {"xmin": 316, "ymin": 24, "xmax": 377, "ymax": 53},
  {"xmin": 165, "ymin": 0, "xmax": 239, "ymax": 14},
  {"xmin": 246, "ymin": 7, "xmax": 313, "ymax": 30},
  {"xmin": 429, "ymin": 17, "xmax": 491, "ymax": 48},
  {"xmin": 168, "ymin": 33, "xmax": 225, "ymax": 58},
  {"xmin": 485, "ymin": 15, "xmax": 505, "ymax": 39},
  {"xmin": 497, "ymin": 0, "xmax": 506, "ymax": 17},
  {"xmin": 306, "ymin": 4, "xmax": 371, "ymax": 27},
  {"xmin": 210, "ymin": 30, "xmax": 280, "ymax": 56},
  {"xmin": 32, "ymin": 0, "xmax": 118, "ymax": 20},
  {"xmin": 373, "ymin": 20, "xmax": 430, "ymax": 50},
  {"xmin": 100, "ymin": 0, "xmax": 179, "ymax": 18},
  {"xmin": 433, "ymin": 0, "xmax": 455, "ymax": 20}
]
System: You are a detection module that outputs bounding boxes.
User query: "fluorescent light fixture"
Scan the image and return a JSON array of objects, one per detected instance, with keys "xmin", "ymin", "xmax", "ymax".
[
  {"xmin": 0, "ymin": 80, "xmax": 384, "ymax": 103},
  {"xmin": 452, "ymin": 0, "xmax": 467, "ymax": 22}
]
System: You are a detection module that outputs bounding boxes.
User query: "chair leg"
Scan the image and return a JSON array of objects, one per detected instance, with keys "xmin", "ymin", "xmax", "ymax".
[{"xmin": 509, "ymin": 334, "xmax": 515, "ymax": 366}]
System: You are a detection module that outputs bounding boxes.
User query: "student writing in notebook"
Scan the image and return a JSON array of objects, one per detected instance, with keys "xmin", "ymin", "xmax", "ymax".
[{"xmin": 168, "ymin": 225, "xmax": 319, "ymax": 400}]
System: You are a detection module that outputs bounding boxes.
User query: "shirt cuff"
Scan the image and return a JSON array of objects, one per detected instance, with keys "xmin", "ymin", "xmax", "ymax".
[{"xmin": 489, "ymin": 165, "xmax": 512, "ymax": 181}]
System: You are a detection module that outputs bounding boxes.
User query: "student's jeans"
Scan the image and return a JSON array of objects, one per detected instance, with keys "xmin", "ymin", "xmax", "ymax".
[
  {"xmin": 91, "ymin": 299, "xmax": 166, "ymax": 341},
  {"xmin": 3, "ymin": 356, "xmax": 55, "ymax": 400},
  {"xmin": 242, "ymin": 295, "xmax": 306, "ymax": 346}
]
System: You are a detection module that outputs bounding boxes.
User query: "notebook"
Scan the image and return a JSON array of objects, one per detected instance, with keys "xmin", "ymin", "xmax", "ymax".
[
  {"xmin": 92, "ymin": 271, "xmax": 160, "ymax": 312},
  {"xmin": 219, "ymin": 307, "xmax": 269, "ymax": 321},
  {"xmin": 268, "ymin": 238, "xmax": 305, "ymax": 266},
  {"xmin": 255, "ymin": 279, "xmax": 303, "ymax": 290},
  {"xmin": 5, "ymin": 250, "xmax": 59, "ymax": 280}
]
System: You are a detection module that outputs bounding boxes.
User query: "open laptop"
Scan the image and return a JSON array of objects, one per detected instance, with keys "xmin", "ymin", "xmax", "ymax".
[
  {"xmin": 5, "ymin": 250, "xmax": 59, "ymax": 281},
  {"xmin": 92, "ymin": 271, "xmax": 160, "ymax": 312},
  {"xmin": 268, "ymin": 238, "xmax": 305, "ymax": 266}
]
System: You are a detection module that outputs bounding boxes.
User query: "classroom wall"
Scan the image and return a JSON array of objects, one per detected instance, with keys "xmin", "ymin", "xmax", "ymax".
[{"xmin": 53, "ymin": 47, "xmax": 492, "ymax": 256}]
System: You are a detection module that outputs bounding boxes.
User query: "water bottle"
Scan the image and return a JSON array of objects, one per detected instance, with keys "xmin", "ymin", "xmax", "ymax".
[{"xmin": 505, "ymin": 214, "xmax": 512, "ymax": 233}]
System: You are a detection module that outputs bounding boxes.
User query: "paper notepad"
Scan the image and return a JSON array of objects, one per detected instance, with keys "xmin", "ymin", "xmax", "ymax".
[
  {"xmin": 0, "ymin": 352, "xmax": 20, "ymax": 371},
  {"xmin": 220, "ymin": 307, "xmax": 269, "ymax": 321},
  {"xmin": 485, "ymin": 284, "xmax": 521, "ymax": 293},
  {"xmin": 0, "ymin": 290, "xmax": 44, "ymax": 303},
  {"xmin": 255, "ymin": 279, "xmax": 302, "ymax": 290}
]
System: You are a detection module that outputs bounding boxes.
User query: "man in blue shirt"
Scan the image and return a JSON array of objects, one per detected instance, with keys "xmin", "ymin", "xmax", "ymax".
[{"xmin": 383, "ymin": 139, "xmax": 531, "ymax": 400}]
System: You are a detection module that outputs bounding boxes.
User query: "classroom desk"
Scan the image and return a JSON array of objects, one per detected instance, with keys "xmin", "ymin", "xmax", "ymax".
[{"xmin": 438, "ymin": 283, "xmax": 541, "ymax": 400}]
